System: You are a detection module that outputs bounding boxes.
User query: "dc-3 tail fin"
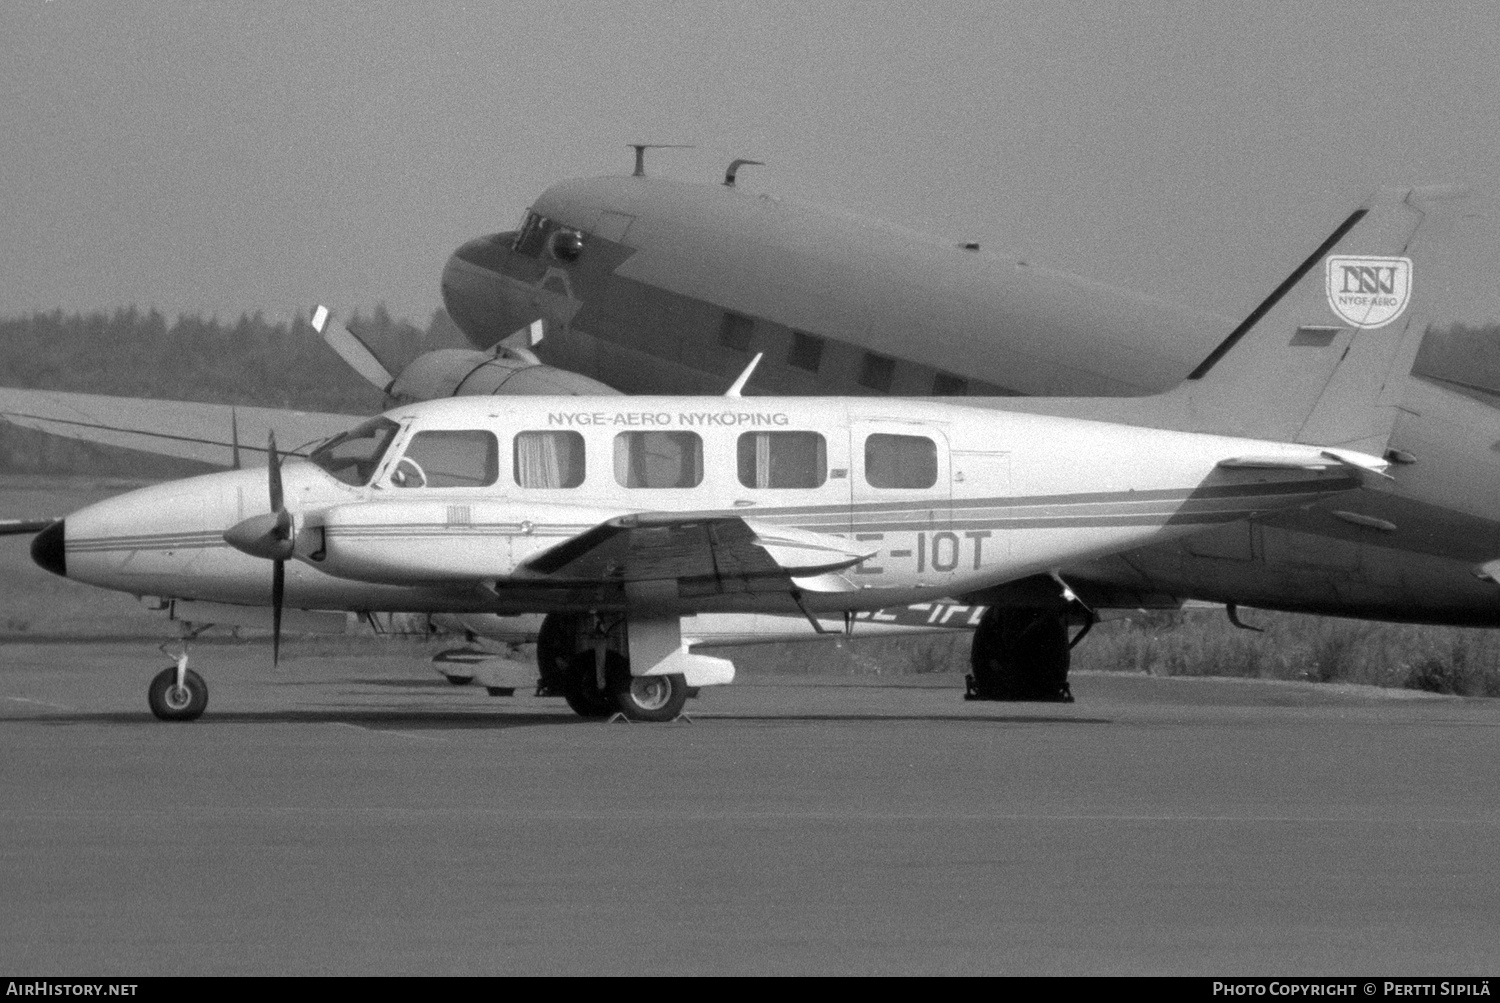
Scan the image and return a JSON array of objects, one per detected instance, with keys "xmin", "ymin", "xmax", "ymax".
[{"xmin": 1164, "ymin": 187, "xmax": 1461, "ymax": 454}]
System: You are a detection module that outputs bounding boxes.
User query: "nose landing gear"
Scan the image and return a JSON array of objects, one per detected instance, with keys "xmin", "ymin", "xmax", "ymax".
[{"xmin": 148, "ymin": 649, "xmax": 208, "ymax": 721}]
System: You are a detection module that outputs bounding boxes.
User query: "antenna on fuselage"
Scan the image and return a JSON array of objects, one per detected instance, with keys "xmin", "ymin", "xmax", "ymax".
[
  {"xmin": 627, "ymin": 143, "xmax": 694, "ymax": 177},
  {"xmin": 723, "ymin": 159, "xmax": 765, "ymax": 187},
  {"xmin": 725, "ymin": 353, "xmax": 763, "ymax": 397}
]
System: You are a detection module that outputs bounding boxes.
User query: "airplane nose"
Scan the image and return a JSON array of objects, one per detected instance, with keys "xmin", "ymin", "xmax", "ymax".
[
  {"xmin": 441, "ymin": 231, "xmax": 542, "ymax": 348},
  {"xmin": 31, "ymin": 519, "xmax": 65, "ymax": 578}
]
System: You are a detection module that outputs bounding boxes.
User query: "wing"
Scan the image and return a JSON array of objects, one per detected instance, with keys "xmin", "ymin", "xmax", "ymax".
[
  {"xmin": 0, "ymin": 387, "xmax": 361, "ymax": 467},
  {"xmin": 521, "ymin": 512, "xmax": 873, "ymax": 593}
]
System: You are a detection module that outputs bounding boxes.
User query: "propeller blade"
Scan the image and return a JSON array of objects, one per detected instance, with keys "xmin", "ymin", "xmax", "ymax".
[
  {"xmin": 268, "ymin": 432, "xmax": 283, "ymax": 514},
  {"xmin": 272, "ymin": 559, "xmax": 284, "ymax": 666},
  {"xmin": 312, "ymin": 305, "xmax": 395, "ymax": 392}
]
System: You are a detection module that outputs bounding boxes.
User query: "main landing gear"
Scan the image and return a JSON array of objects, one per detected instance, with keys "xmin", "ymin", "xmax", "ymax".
[
  {"xmin": 538, "ymin": 613, "xmax": 691, "ymax": 722},
  {"xmin": 965, "ymin": 605, "xmax": 1086, "ymax": 703}
]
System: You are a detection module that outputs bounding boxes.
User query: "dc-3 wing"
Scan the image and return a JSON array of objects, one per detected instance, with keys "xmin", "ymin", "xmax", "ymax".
[
  {"xmin": 520, "ymin": 513, "xmax": 874, "ymax": 588},
  {"xmin": 0, "ymin": 387, "xmax": 359, "ymax": 466}
]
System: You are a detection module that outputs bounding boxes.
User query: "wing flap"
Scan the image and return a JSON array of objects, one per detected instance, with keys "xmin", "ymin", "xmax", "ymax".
[{"xmin": 522, "ymin": 513, "xmax": 872, "ymax": 589}]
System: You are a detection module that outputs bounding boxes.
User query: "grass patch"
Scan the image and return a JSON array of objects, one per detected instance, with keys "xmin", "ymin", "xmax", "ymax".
[{"xmin": 1074, "ymin": 610, "xmax": 1500, "ymax": 697}]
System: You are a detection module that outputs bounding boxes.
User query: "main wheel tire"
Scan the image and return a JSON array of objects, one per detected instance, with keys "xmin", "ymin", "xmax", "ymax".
[
  {"xmin": 148, "ymin": 666, "xmax": 208, "ymax": 721},
  {"xmin": 443, "ymin": 674, "xmax": 474, "ymax": 686},
  {"xmin": 968, "ymin": 607, "xmax": 1071, "ymax": 701},
  {"xmin": 610, "ymin": 669, "xmax": 689, "ymax": 723},
  {"xmin": 561, "ymin": 649, "xmax": 620, "ymax": 719},
  {"xmin": 536, "ymin": 613, "xmax": 579, "ymax": 694}
]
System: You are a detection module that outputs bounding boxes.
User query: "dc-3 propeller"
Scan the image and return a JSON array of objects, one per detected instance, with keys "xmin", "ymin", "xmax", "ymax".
[{"xmin": 222, "ymin": 433, "xmax": 294, "ymax": 664}]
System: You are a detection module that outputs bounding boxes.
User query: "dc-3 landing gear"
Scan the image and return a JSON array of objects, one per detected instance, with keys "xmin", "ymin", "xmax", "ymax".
[
  {"xmin": 536, "ymin": 609, "xmax": 732, "ymax": 722},
  {"xmin": 147, "ymin": 646, "xmax": 208, "ymax": 721},
  {"xmin": 965, "ymin": 604, "xmax": 1089, "ymax": 703}
]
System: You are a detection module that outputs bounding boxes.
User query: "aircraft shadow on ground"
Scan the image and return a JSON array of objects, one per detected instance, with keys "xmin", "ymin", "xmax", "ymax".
[
  {"xmin": 4, "ymin": 708, "xmax": 581, "ymax": 730},
  {"xmin": 0, "ymin": 705, "xmax": 1113, "ymax": 728},
  {"xmin": 701, "ymin": 713, "xmax": 1113, "ymax": 725}
]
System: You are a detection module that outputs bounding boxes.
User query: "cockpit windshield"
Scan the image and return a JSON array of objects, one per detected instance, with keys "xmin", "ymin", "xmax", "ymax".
[{"xmin": 308, "ymin": 417, "xmax": 401, "ymax": 486}]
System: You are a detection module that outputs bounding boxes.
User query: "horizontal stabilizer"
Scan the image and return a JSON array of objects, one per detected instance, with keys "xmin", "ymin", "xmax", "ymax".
[
  {"xmin": 0, "ymin": 518, "xmax": 55, "ymax": 537},
  {"xmin": 1218, "ymin": 447, "xmax": 1391, "ymax": 480}
]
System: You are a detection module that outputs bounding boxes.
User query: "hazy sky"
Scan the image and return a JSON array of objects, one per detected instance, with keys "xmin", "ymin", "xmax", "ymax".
[{"xmin": 6, "ymin": 0, "xmax": 1500, "ymax": 327}]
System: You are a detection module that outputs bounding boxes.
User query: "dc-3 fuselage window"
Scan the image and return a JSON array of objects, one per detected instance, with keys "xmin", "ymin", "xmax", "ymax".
[
  {"xmin": 514, "ymin": 430, "xmax": 585, "ymax": 488},
  {"xmin": 309, "ymin": 417, "xmax": 401, "ymax": 487},
  {"xmin": 390, "ymin": 430, "xmax": 498, "ymax": 489},
  {"xmin": 614, "ymin": 431, "xmax": 703, "ymax": 489},
  {"xmin": 864, "ymin": 433, "xmax": 937, "ymax": 489},
  {"xmin": 737, "ymin": 431, "xmax": 827, "ymax": 489}
]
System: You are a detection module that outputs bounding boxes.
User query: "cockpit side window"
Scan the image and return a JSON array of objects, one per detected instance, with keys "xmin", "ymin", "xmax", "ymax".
[
  {"xmin": 308, "ymin": 417, "xmax": 401, "ymax": 487},
  {"xmin": 513, "ymin": 211, "xmax": 556, "ymax": 258},
  {"xmin": 390, "ymin": 430, "xmax": 499, "ymax": 489}
]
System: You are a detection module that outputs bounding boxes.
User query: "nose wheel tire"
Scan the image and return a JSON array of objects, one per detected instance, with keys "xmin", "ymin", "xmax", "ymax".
[
  {"xmin": 148, "ymin": 666, "xmax": 208, "ymax": 721},
  {"xmin": 611, "ymin": 671, "xmax": 689, "ymax": 723}
]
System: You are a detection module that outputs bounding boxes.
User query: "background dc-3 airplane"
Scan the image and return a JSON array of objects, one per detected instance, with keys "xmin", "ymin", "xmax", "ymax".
[
  {"xmin": 432, "ymin": 168, "xmax": 1500, "ymax": 662},
  {"xmin": 3, "ymin": 178, "xmax": 1497, "ymax": 708},
  {"xmin": 24, "ymin": 254, "xmax": 1401, "ymax": 719}
]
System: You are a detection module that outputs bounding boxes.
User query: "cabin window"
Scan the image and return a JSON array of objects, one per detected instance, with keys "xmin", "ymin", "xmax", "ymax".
[
  {"xmin": 390, "ymin": 430, "xmax": 498, "ymax": 489},
  {"xmin": 718, "ymin": 313, "xmax": 754, "ymax": 352},
  {"xmin": 614, "ymin": 431, "xmax": 703, "ymax": 488},
  {"xmin": 860, "ymin": 352, "xmax": 896, "ymax": 392},
  {"xmin": 864, "ymin": 433, "xmax": 937, "ymax": 489},
  {"xmin": 514, "ymin": 431, "xmax": 585, "ymax": 488},
  {"xmin": 788, "ymin": 332, "xmax": 824, "ymax": 372},
  {"xmin": 932, "ymin": 373, "xmax": 968, "ymax": 396},
  {"xmin": 737, "ymin": 432, "xmax": 827, "ymax": 489},
  {"xmin": 308, "ymin": 417, "xmax": 400, "ymax": 487}
]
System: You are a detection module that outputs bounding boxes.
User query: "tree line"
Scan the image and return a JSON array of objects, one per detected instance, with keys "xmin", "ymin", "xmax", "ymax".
[
  {"xmin": 0, "ymin": 305, "xmax": 468, "ymax": 475},
  {"xmin": 0, "ymin": 306, "xmax": 1494, "ymax": 475}
]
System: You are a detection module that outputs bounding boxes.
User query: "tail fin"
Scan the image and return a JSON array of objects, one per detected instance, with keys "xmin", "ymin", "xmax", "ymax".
[{"xmin": 1164, "ymin": 187, "xmax": 1457, "ymax": 452}]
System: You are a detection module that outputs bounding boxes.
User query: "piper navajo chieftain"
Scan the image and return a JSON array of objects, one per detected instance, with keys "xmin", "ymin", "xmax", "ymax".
[
  {"xmin": 26, "ymin": 288, "xmax": 1398, "ymax": 719},
  {"xmin": 2, "ymin": 180, "xmax": 1495, "ymax": 709}
]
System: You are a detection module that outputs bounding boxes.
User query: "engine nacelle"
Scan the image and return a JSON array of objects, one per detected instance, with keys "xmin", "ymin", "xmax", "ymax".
[{"xmin": 388, "ymin": 349, "xmax": 618, "ymax": 403}]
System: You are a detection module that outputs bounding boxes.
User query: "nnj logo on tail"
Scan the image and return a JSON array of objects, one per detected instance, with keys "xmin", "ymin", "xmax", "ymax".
[{"xmin": 1325, "ymin": 255, "xmax": 1413, "ymax": 329}]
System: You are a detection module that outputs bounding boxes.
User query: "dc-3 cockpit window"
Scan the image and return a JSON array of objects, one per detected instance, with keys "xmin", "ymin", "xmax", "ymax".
[
  {"xmin": 309, "ymin": 417, "xmax": 401, "ymax": 487},
  {"xmin": 738, "ymin": 431, "xmax": 827, "ymax": 489},
  {"xmin": 864, "ymin": 433, "xmax": 937, "ymax": 489},
  {"xmin": 513, "ymin": 210, "xmax": 556, "ymax": 258},
  {"xmin": 614, "ymin": 431, "xmax": 703, "ymax": 489},
  {"xmin": 390, "ymin": 430, "xmax": 499, "ymax": 489},
  {"xmin": 514, "ymin": 431, "xmax": 585, "ymax": 488}
]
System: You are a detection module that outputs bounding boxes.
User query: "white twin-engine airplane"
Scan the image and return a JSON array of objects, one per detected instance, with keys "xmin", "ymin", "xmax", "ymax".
[{"xmin": 32, "ymin": 369, "xmax": 1388, "ymax": 721}]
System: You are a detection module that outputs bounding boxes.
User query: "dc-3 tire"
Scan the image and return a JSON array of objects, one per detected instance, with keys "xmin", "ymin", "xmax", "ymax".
[
  {"xmin": 966, "ymin": 607, "xmax": 1073, "ymax": 702},
  {"xmin": 148, "ymin": 666, "xmax": 208, "ymax": 721},
  {"xmin": 610, "ymin": 669, "xmax": 690, "ymax": 723},
  {"xmin": 561, "ymin": 650, "xmax": 621, "ymax": 719}
]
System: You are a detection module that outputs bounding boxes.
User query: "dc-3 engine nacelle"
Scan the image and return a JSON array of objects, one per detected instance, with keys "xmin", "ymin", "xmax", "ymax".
[{"xmin": 386, "ymin": 349, "xmax": 617, "ymax": 404}]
